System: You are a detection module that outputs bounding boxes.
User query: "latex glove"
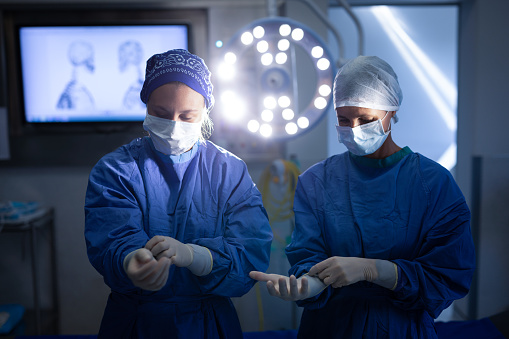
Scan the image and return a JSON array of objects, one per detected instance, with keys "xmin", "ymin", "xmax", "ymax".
[
  {"xmin": 124, "ymin": 248, "xmax": 171, "ymax": 291},
  {"xmin": 249, "ymin": 271, "xmax": 326, "ymax": 301},
  {"xmin": 145, "ymin": 235, "xmax": 193, "ymax": 268},
  {"xmin": 308, "ymin": 256, "xmax": 376, "ymax": 288},
  {"xmin": 308, "ymin": 257, "xmax": 398, "ymax": 290}
]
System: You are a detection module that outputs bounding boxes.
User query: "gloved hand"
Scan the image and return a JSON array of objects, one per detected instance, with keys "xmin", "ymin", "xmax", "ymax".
[
  {"xmin": 308, "ymin": 257, "xmax": 374, "ymax": 288},
  {"xmin": 308, "ymin": 257, "xmax": 397, "ymax": 290},
  {"xmin": 145, "ymin": 235, "xmax": 193, "ymax": 268},
  {"xmin": 249, "ymin": 271, "xmax": 326, "ymax": 301},
  {"xmin": 124, "ymin": 248, "xmax": 171, "ymax": 291}
]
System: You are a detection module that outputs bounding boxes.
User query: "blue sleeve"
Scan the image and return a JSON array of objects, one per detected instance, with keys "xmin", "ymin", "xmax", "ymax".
[
  {"xmin": 285, "ymin": 170, "xmax": 334, "ymax": 308},
  {"xmin": 192, "ymin": 162, "xmax": 273, "ymax": 297},
  {"xmin": 391, "ymin": 165, "xmax": 476, "ymax": 318},
  {"xmin": 84, "ymin": 149, "xmax": 149, "ymax": 293}
]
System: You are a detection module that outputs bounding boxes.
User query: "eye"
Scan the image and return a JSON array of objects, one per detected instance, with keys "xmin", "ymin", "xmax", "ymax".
[
  {"xmin": 359, "ymin": 118, "xmax": 377, "ymax": 125},
  {"xmin": 337, "ymin": 118, "xmax": 350, "ymax": 126}
]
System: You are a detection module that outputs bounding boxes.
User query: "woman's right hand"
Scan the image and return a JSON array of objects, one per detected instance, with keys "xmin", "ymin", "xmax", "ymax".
[
  {"xmin": 125, "ymin": 248, "xmax": 171, "ymax": 291},
  {"xmin": 249, "ymin": 271, "xmax": 309, "ymax": 301}
]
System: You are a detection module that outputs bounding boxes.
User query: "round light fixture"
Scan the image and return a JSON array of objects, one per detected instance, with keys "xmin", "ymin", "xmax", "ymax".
[{"xmin": 218, "ymin": 17, "xmax": 336, "ymax": 140}]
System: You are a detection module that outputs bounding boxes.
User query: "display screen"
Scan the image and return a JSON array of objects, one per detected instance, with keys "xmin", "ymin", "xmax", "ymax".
[{"xmin": 18, "ymin": 25, "xmax": 188, "ymax": 123}]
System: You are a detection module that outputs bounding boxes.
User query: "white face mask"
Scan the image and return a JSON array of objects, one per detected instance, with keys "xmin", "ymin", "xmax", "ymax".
[
  {"xmin": 336, "ymin": 111, "xmax": 390, "ymax": 156},
  {"xmin": 143, "ymin": 114, "xmax": 202, "ymax": 155}
]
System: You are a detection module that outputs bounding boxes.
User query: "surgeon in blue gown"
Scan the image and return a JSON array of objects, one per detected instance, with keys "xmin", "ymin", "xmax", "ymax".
[
  {"xmin": 250, "ymin": 56, "xmax": 475, "ymax": 338},
  {"xmin": 85, "ymin": 49, "xmax": 273, "ymax": 338}
]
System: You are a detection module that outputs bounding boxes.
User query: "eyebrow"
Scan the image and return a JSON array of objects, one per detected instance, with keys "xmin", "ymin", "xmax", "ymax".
[{"xmin": 152, "ymin": 105, "xmax": 201, "ymax": 114}]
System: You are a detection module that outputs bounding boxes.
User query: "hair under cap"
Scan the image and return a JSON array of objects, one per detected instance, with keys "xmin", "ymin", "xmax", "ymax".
[
  {"xmin": 333, "ymin": 55, "xmax": 403, "ymax": 111},
  {"xmin": 140, "ymin": 49, "xmax": 214, "ymax": 111}
]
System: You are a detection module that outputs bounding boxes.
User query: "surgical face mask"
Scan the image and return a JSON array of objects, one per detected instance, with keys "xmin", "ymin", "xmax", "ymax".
[
  {"xmin": 336, "ymin": 111, "xmax": 390, "ymax": 156},
  {"xmin": 143, "ymin": 114, "xmax": 202, "ymax": 155}
]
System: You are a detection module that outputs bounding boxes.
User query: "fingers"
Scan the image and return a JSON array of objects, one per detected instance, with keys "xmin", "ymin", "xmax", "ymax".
[
  {"xmin": 249, "ymin": 271, "xmax": 275, "ymax": 282},
  {"xmin": 249, "ymin": 271, "xmax": 264, "ymax": 281},
  {"xmin": 146, "ymin": 257, "xmax": 171, "ymax": 291},
  {"xmin": 266, "ymin": 280, "xmax": 279, "ymax": 297},
  {"xmin": 134, "ymin": 248, "xmax": 154, "ymax": 264},
  {"xmin": 136, "ymin": 257, "xmax": 171, "ymax": 291},
  {"xmin": 289, "ymin": 275, "xmax": 299, "ymax": 299},
  {"xmin": 308, "ymin": 258, "xmax": 330, "ymax": 277},
  {"xmin": 300, "ymin": 276, "xmax": 309, "ymax": 297},
  {"xmin": 129, "ymin": 256, "xmax": 157, "ymax": 282},
  {"xmin": 278, "ymin": 276, "xmax": 289, "ymax": 298},
  {"xmin": 145, "ymin": 235, "xmax": 165, "ymax": 251},
  {"xmin": 150, "ymin": 241, "xmax": 172, "ymax": 259}
]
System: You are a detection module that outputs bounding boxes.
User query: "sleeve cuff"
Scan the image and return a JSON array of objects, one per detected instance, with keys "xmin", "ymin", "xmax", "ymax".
[{"xmin": 187, "ymin": 244, "xmax": 213, "ymax": 276}]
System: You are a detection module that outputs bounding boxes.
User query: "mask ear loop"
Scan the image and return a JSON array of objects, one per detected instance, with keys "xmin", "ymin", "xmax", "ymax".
[{"xmin": 381, "ymin": 111, "xmax": 392, "ymax": 134}]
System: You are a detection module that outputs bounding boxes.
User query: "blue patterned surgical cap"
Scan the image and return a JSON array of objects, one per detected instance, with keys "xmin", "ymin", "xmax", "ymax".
[{"xmin": 140, "ymin": 49, "xmax": 214, "ymax": 111}]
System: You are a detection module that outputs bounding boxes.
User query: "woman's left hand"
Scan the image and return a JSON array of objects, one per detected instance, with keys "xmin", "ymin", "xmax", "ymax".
[{"xmin": 308, "ymin": 256, "xmax": 376, "ymax": 288}]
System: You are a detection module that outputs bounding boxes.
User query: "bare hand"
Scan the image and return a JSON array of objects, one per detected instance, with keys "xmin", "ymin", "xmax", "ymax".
[
  {"xmin": 308, "ymin": 256, "xmax": 376, "ymax": 288},
  {"xmin": 126, "ymin": 248, "xmax": 171, "ymax": 291},
  {"xmin": 249, "ymin": 271, "xmax": 309, "ymax": 301}
]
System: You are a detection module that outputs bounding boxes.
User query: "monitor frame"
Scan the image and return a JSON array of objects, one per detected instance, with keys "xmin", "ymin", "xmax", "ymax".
[{"xmin": 2, "ymin": 6, "xmax": 207, "ymax": 136}]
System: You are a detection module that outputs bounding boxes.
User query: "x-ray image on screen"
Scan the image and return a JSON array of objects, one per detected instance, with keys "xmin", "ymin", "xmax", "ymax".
[
  {"xmin": 118, "ymin": 40, "xmax": 145, "ymax": 111},
  {"xmin": 56, "ymin": 40, "xmax": 96, "ymax": 111},
  {"xmin": 19, "ymin": 25, "xmax": 188, "ymax": 123}
]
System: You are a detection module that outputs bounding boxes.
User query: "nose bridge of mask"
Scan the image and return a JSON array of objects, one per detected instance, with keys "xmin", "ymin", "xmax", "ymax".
[{"xmin": 353, "ymin": 111, "xmax": 390, "ymax": 137}]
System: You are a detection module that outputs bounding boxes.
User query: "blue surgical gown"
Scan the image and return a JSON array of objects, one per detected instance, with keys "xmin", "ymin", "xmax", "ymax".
[
  {"xmin": 84, "ymin": 137, "xmax": 273, "ymax": 338},
  {"xmin": 286, "ymin": 147, "xmax": 475, "ymax": 339}
]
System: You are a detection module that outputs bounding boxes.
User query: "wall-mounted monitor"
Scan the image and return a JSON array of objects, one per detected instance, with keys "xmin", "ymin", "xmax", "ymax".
[
  {"xmin": 2, "ymin": 7, "xmax": 207, "ymax": 138},
  {"xmin": 19, "ymin": 25, "xmax": 189, "ymax": 124}
]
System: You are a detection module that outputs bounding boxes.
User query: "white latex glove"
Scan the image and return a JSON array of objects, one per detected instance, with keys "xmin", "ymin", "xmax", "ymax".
[
  {"xmin": 249, "ymin": 271, "xmax": 326, "ymax": 301},
  {"xmin": 308, "ymin": 257, "xmax": 397, "ymax": 290},
  {"xmin": 145, "ymin": 235, "xmax": 194, "ymax": 268},
  {"xmin": 124, "ymin": 248, "xmax": 171, "ymax": 291}
]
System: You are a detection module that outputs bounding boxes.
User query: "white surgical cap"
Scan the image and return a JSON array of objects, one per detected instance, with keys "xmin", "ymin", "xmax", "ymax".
[{"xmin": 333, "ymin": 56, "xmax": 403, "ymax": 111}]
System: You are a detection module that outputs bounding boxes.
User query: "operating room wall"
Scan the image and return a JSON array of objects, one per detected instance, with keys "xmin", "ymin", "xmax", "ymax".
[
  {"xmin": 454, "ymin": 0, "xmax": 509, "ymax": 320},
  {"xmin": 0, "ymin": 0, "xmax": 508, "ymax": 336}
]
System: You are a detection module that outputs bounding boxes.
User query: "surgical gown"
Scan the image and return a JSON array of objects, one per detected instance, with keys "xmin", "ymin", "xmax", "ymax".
[
  {"xmin": 85, "ymin": 137, "xmax": 273, "ymax": 338},
  {"xmin": 286, "ymin": 147, "xmax": 475, "ymax": 339}
]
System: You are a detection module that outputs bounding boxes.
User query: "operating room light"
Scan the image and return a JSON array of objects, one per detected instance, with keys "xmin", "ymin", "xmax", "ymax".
[
  {"xmin": 261, "ymin": 53, "xmax": 273, "ymax": 66},
  {"xmin": 221, "ymin": 90, "xmax": 245, "ymax": 121},
  {"xmin": 253, "ymin": 26, "xmax": 265, "ymax": 39},
  {"xmin": 297, "ymin": 117, "xmax": 310, "ymax": 128},
  {"xmin": 285, "ymin": 122, "xmax": 298, "ymax": 135},
  {"xmin": 241, "ymin": 32, "xmax": 254, "ymax": 45},
  {"xmin": 291, "ymin": 28, "xmax": 304, "ymax": 41},
  {"xmin": 264, "ymin": 96, "xmax": 277, "ymax": 109},
  {"xmin": 314, "ymin": 97, "xmax": 327, "ymax": 110},
  {"xmin": 279, "ymin": 24, "xmax": 291, "ymax": 36},
  {"xmin": 275, "ymin": 52, "xmax": 287, "ymax": 64},
  {"xmin": 257, "ymin": 40, "xmax": 269, "ymax": 53},
  {"xmin": 319, "ymin": 84, "xmax": 331, "ymax": 96},
  {"xmin": 311, "ymin": 46, "xmax": 323, "ymax": 58},
  {"xmin": 261, "ymin": 109, "xmax": 274, "ymax": 122},
  {"xmin": 317, "ymin": 58, "xmax": 331, "ymax": 70},
  {"xmin": 282, "ymin": 108, "xmax": 294, "ymax": 120},
  {"xmin": 225, "ymin": 52, "xmax": 237, "ymax": 64},
  {"xmin": 217, "ymin": 63, "xmax": 235, "ymax": 81},
  {"xmin": 248, "ymin": 119, "xmax": 260, "ymax": 132},
  {"xmin": 218, "ymin": 17, "xmax": 336, "ymax": 139},
  {"xmin": 278, "ymin": 96, "xmax": 291, "ymax": 108},
  {"xmin": 278, "ymin": 39, "xmax": 290, "ymax": 51},
  {"xmin": 260, "ymin": 123, "xmax": 272, "ymax": 137}
]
